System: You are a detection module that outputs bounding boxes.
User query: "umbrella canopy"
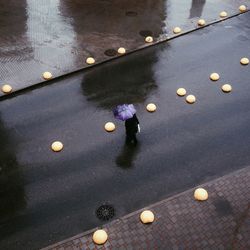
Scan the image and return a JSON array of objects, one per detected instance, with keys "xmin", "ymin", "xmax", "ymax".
[{"xmin": 113, "ymin": 104, "xmax": 136, "ymax": 121}]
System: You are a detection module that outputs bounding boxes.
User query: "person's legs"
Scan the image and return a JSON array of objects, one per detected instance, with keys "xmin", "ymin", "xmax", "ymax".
[
  {"xmin": 131, "ymin": 133, "xmax": 137, "ymax": 144},
  {"xmin": 126, "ymin": 132, "xmax": 131, "ymax": 144},
  {"xmin": 126, "ymin": 135, "xmax": 130, "ymax": 144},
  {"xmin": 126, "ymin": 132, "xmax": 137, "ymax": 144}
]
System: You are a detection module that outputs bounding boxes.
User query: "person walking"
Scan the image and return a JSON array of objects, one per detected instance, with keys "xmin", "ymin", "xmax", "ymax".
[
  {"xmin": 125, "ymin": 114, "xmax": 140, "ymax": 144},
  {"xmin": 113, "ymin": 104, "xmax": 140, "ymax": 144}
]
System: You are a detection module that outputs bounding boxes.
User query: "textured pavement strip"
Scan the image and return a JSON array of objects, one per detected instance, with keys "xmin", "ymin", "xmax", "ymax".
[
  {"xmin": 43, "ymin": 166, "xmax": 250, "ymax": 250},
  {"xmin": 1, "ymin": 3, "xmax": 249, "ymax": 98}
]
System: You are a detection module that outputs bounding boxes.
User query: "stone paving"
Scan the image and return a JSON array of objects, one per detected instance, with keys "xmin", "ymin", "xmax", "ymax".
[
  {"xmin": 1, "ymin": 1, "xmax": 249, "ymax": 96},
  {"xmin": 43, "ymin": 166, "xmax": 250, "ymax": 250}
]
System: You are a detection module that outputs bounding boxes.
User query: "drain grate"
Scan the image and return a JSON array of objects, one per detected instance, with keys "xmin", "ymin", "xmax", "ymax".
[
  {"xmin": 104, "ymin": 49, "xmax": 117, "ymax": 57},
  {"xmin": 139, "ymin": 30, "xmax": 153, "ymax": 37},
  {"xmin": 125, "ymin": 11, "xmax": 138, "ymax": 17},
  {"xmin": 96, "ymin": 204, "xmax": 115, "ymax": 221}
]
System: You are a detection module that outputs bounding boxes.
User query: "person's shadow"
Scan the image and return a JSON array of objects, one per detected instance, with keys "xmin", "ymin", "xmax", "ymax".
[{"xmin": 115, "ymin": 141, "xmax": 141, "ymax": 169}]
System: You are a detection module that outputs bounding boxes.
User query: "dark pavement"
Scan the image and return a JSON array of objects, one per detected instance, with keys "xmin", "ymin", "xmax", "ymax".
[
  {"xmin": 43, "ymin": 166, "xmax": 250, "ymax": 250},
  {"xmin": 1, "ymin": 7, "xmax": 250, "ymax": 250},
  {"xmin": 0, "ymin": 0, "xmax": 248, "ymax": 95}
]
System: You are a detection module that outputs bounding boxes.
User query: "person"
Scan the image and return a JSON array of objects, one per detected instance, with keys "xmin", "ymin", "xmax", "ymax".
[{"xmin": 125, "ymin": 114, "xmax": 140, "ymax": 144}]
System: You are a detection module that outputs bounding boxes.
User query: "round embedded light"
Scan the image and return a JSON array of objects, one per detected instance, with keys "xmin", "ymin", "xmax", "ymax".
[
  {"xmin": 222, "ymin": 84, "xmax": 232, "ymax": 93},
  {"xmin": 146, "ymin": 103, "xmax": 157, "ymax": 112},
  {"xmin": 145, "ymin": 36, "xmax": 153, "ymax": 43},
  {"xmin": 186, "ymin": 95, "xmax": 196, "ymax": 104},
  {"xmin": 194, "ymin": 188, "xmax": 208, "ymax": 201},
  {"xmin": 240, "ymin": 57, "xmax": 249, "ymax": 65},
  {"xmin": 176, "ymin": 88, "xmax": 187, "ymax": 97},
  {"xmin": 140, "ymin": 210, "xmax": 155, "ymax": 224},
  {"xmin": 210, "ymin": 73, "xmax": 220, "ymax": 81},
  {"xmin": 239, "ymin": 5, "xmax": 247, "ymax": 12},
  {"xmin": 43, "ymin": 71, "xmax": 52, "ymax": 80},
  {"xmin": 220, "ymin": 11, "xmax": 228, "ymax": 18},
  {"xmin": 1, "ymin": 84, "xmax": 13, "ymax": 94},
  {"xmin": 51, "ymin": 141, "xmax": 63, "ymax": 152},
  {"xmin": 197, "ymin": 19, "xmax": 206, "ymax": 26},
  {"xmin": 173, "ymin": 27, "xmax": 182, "ymax": 34},
  {"xmin": 86, "ymin": 57, "xmax": 95, "ymax": 65},
  {"xmin": 104, "ymin": 122, "xmax": 116, "ymax": 132},
  {"xmin": 118, "ymin": 47, "xmax": 126, "ymax": 54},
  {"xmin": 92, "ymin": 229, "xmax": 108, "ymax": 245}
]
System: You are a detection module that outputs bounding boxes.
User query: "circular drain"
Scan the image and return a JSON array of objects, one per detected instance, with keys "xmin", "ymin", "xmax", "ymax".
[
  {"xmin": 139, "ymin": 30, "xmax": 153, "ymax": 37},
  {"xmin": 104, "ymin": 49, "xmax": 117, "ymax": 57},
  {"xmin": 96, "ymin": 204, "xmax": 115, "ymax": 221},
  {"xmin": 125, "ymin": 11, "xmax": 138, "ymax": 17}
]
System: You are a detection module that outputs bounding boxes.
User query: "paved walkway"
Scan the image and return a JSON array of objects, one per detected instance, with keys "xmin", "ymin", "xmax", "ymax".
[
  {"xmin": 1, "ymin": 1, "xmax": 248, "ymax": 97},
  {"xmin": 43, "ymin": 166, "xmax": 250, "ymax": 250}
]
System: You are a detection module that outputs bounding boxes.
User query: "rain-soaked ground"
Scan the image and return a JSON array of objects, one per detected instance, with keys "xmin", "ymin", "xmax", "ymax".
[
  {"xmin": 0, "ymin": 0, "xmax": 249, "ymax": 95},
  {"xmin": 0, "ymin": 10, "xmax": 250, "ymax": 249}
]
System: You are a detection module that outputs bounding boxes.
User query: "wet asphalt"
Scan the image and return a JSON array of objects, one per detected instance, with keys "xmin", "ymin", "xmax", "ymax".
[{"xmin": 0, "ymin": 9, "xmax": 250, "ymax": 250}]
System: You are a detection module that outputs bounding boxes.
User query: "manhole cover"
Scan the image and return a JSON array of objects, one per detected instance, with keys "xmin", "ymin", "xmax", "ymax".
[
  {"xmin": 139, "ymin": 30, "xmax": 153, "ymax": 37},
  {"xmin": 125, "ymin": 11, "xmax": 138, "ymax": 17},
  {"xmin": 96, "ymin": 204, "xmax": 115, "ymax": 221},
  {"xmin": 104, "ymin": 49, "xmax": 117, "ymax": 57}
]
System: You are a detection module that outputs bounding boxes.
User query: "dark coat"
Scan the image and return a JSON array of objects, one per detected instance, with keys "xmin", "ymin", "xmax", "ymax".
[{"xmin": 125, "ymin": 114, "xmax": 139, "ymax": 135}]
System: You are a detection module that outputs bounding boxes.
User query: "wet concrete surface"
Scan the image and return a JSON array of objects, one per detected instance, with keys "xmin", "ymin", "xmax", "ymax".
[
  {"xmin": 1, "ymin": 11, "xmax": 250, "ymax": 250},
  {"xmin": 0, "ymin": 0, "xmax": 249, "ymax": 95}
]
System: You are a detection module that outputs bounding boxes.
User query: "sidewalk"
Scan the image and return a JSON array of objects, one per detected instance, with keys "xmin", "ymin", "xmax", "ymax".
[{"xmin": 43, "ymin": 166, "xmax": 250, "ymax": 250}]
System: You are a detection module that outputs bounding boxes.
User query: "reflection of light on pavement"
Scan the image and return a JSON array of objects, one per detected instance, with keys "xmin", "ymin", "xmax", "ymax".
[
  {"xmin": 165, "ymin": 0, "xmax": 242, "ymax": 28},
  {"xmin": 26, "ymin": 0, "xmax": 76, "ymax": 69},
  {"xmin": 165, "ymin": 0, "xmax": 192, "ymax": 28}
]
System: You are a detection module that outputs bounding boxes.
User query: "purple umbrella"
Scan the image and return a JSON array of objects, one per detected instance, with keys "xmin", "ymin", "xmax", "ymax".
[{"xmin": 113, "ymin": 104, "xmax": 136, "ymax": 121}]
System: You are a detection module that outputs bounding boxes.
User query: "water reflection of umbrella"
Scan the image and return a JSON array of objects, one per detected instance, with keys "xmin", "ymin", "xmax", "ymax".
[{"xmin": 113, "ymin": 104, "xmax": 136, "ymax": 121}]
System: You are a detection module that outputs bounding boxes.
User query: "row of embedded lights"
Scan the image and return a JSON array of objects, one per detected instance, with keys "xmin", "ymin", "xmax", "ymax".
[
  {"xmin": 144, "ymin": 5, "xmax": 248, "ymax": 42},
  {"xmin": 103, "ymin": 56, "xmax": 249, "ymax": 132},
  {"xmin": 45, "ymin": 55, "xmax": 249, "ymax": 151},
  {"xmin": 1, "ymin": 5, "xmax": 248, "ymax": 95},
  {"xmin": 91, "ymin": 188, "xmax": 208, "ymax": 245},
  {"xmin": 174, "ymin": 57, "xmax": 249, "ymax": 104},
  {"xmin": 49, "ymin": 103, "xmax": 157, "ymax": 153}
]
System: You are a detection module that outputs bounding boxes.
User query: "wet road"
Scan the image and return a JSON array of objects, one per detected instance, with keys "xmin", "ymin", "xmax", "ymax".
[
  {"xmin": 1, "ymin": 11, "xmax": 250, "ymax": 250},
  {"xmin": 0, "ymin": 0, "xmax": 248, "ymax": 94}
]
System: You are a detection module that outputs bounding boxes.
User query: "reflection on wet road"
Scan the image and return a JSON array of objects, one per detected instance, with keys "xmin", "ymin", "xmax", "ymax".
[
  {"xmin": 116, "ymin": 142, "xmax": 141, "ymax": 169},
  {"xmin": 0, "ymin": 118, "xmax": 26, "ymax": 222},
  {"xmin": 81, "ymin": 47, "xmax": 159, "ymax": 109},
  {"xmin": 26, "ymin": 0, "xmax": 77, "ymax": 71}
]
